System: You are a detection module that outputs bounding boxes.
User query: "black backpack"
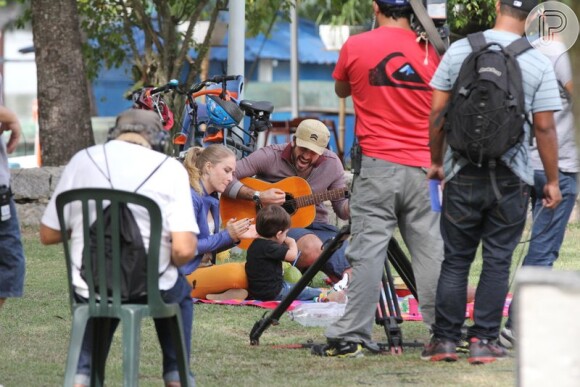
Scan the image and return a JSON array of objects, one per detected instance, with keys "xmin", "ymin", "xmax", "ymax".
[
  {"xmin": 445, "ymin": 32, "xmax": 532, "ymax": 167},
  {"xmin": 81, "ymin": 202, "xmax": 149, "ymax": 301},
  {"xmin": 81, "ymin": 145, "xmax": 168, "ymax": 301}
]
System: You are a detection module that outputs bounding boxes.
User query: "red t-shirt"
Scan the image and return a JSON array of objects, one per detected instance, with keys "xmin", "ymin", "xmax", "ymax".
[{"xmin": 333, "ymin": 27, "xmax": 440, "ymax": 167}]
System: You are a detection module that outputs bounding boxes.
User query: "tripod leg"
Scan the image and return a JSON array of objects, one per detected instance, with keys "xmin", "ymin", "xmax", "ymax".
[
  {"xmin": 374, "ymin": 259, "xmax": 404, "ymax": 355},
  {"xmin": 387, "ymin": 238, "xmax": 417, "ymax": 300},
  {"xmin": 249, "ymin": 225, "xmax": 351, "ymax": 345}
]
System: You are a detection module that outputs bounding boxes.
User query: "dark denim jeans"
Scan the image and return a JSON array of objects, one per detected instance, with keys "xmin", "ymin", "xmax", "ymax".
[
  {"xmin": 288, "ymin": 222, "xmax": 350, "ymax": 279},
  {"xmin": 506, "ymin": 169, "xmax": 577, "ymax": 328},
  {"xmin": 0, "ymin": 199, "xmax": 25, "ymax": 298},
  {"xmin": 74, "ymin": 274, "xmax": 194, "ymax": 385},
  {"xmin": 276, "ymin": 280, "xmax": 322, "ymax": 301},
  {"xmin": 523, "ymin": 170, "xmax": 577, "ymax": 267},
  {"xmin": 432, "ymin": 164, "xmax": 530, "ymax": 341}
]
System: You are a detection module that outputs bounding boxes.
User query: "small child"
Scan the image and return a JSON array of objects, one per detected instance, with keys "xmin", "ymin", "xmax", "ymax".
[{"xmin": 245, "ymin": 205, "xmax": 346, "ymax": 302}]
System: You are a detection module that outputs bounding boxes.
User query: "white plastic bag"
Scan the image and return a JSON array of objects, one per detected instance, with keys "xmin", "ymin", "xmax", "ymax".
[{"xmin": 289, "ymin": 302, "xmax": 346, "ymax": 327}]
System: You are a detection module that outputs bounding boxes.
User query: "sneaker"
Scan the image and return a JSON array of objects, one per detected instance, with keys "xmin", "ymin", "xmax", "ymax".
[
  {"xmin": 456, "ymin": 324, "xmax": 470, "ymax": 353},
  {"xmin": 468, "ymin": 337, "xmax": 508, "ymax": 364},
  {"xmin": 333, "ymin": 272, "xmax": 350, "ymax": 292},
  {"xmin": 499, "ymin": 327, "xmax": 515, "ymax": 349},
  {"xmin": 311, "ymin": 340, "xmax": 364, "ymax": 358},
  {"xmin": 205, "ymin": 288, "xmax": 248, "ymax": 301},
  {"xmin": 456, "ymin": 338, "xmax": 470, "ymax": 354},
  {"xmin": 421, "ymin": 337, "xmax": 458, "ymax": 362}
]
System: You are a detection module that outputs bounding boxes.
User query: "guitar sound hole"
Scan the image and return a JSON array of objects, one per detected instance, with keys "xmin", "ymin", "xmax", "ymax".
[{"xmin": 282, "ymin": 193, "xmax": 297, "ymax": 215}]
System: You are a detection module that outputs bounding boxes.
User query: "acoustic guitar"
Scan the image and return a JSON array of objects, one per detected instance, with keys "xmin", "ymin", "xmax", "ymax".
[{"xmin": 220, "ymin": 176, "xmax": 349, "ymax": 249}]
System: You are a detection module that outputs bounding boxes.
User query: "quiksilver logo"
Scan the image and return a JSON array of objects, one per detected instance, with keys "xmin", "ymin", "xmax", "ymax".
[
  {"xmin": 310, "ymin": 134, "xmax": 318, "ymax": 141},
  {"xmin": 479, "ymin": 67, "xmax": 502, "ymax": 77}
]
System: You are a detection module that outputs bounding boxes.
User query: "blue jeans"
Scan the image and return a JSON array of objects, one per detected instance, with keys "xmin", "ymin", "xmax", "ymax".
[
  {"xmin": 0, "ymin": 198, "xmax": 25, "ymax": 298},
  {"xmin": 432, "ymin": 164, "xmax": 530, "ymax": 341},
  {"xmin": 74, "ymin": 274, "xmax": 194, "ymax": 385},
  {"xmin": 287, "ymin": 222, "xmax": 350, "ymax": 279},
  {"xmin": 275, "ymin": 281, "xmax": 322, "ymax": 301},
  {"xmin": 505, "ymin": 169, "xmax": 578, "ymax": 328}
]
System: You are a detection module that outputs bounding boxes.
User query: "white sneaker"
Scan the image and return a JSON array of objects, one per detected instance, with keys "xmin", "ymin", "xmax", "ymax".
[{"xmin": 333, "ymin": 272, "xmax": 350, "ymax": 292}]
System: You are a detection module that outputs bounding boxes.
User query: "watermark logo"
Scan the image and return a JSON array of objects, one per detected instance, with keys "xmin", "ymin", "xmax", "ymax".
[{"xmin": 525, "ymin": 1, "xmax": 579, "ymax": 56}]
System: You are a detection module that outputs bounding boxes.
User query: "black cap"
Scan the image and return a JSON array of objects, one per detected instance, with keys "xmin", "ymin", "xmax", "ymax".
[{"xmin": 500, "ymin": 0, "xmax": 538, "ymax": 13}]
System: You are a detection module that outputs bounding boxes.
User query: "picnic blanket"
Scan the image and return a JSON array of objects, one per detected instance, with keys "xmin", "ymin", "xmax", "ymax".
[{"xmin": 194, "ymin": 294, "xmax": 513, "ymax": 322}]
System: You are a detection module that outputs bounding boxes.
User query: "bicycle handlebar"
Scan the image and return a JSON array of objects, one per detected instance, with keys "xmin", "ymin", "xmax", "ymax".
[
  {"xmin": 208, "ymin": 75, "xmax": 240, "ymax": 83},
  {"xmin": 187, "ymin": 75, "xmax": 241, "ymax": 95},
  {"xmin": 150, "ymin": 79, "xmax": 179, "ymax": 95},
  {"xmin": 126, "ymin": 79, "xmax": 180, "ymax": 101}
]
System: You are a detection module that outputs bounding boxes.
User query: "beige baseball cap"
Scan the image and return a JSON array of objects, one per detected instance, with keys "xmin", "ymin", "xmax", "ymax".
[{"xmin": 294, "ymin": 119, "xmax": 330, "ymax": 155}]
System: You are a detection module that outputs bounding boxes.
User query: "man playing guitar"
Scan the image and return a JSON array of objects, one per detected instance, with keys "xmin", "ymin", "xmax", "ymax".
[{"xmin": 223, "ymin": 119, "xmax": 350, "ymax": 285}]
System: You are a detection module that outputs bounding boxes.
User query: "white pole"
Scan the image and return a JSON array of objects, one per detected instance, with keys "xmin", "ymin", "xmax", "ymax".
[
  {"xmin": 290, "ymin": 1, "xmax": 299, "ymax": 118},
  {"xmin": 227, "ymin": 0, "xmax": 245, "ymax": 100},
  {"xmin": 227, "ymin": 0, "xmax": 246, "ymax": 153}
]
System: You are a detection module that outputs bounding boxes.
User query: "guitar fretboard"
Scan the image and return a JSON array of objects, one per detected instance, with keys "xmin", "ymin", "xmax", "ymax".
[{"xmin": 293, "ymin": 188, "xmax": 348, "ymax": 208}]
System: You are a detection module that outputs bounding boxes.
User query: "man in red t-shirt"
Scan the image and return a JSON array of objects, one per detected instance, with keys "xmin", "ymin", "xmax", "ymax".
[{"xmin": 313, "ymin": 0, "xmax": 444, "ymax": 357}]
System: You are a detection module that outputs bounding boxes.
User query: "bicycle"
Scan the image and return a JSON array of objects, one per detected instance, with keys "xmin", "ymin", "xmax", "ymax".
[
  {"xmin": 126, "ymin": 79, "xmax": 180, "ymax": 130},
  {"xmin": 173, "ymin": 75, "xmax": 274, "ymax": 159}
]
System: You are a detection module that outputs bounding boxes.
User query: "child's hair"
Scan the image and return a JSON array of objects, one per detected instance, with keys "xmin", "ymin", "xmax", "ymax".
[
  {"xmin": 182, "ymin": 144, "xmax": 235, "ymax": 194},
  {"xmin": 256, "ymin": 205, "xmax": 291, "ymax": 238}
]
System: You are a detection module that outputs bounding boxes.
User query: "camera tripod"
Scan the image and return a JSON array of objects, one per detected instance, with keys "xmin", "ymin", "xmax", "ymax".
[{"xmin": 249, "ymin": 224, "xmax": 418, "ymax": 354}]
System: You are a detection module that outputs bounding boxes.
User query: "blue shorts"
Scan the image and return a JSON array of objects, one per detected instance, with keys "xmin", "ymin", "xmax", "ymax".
[
  {"xmin": 287, "ymin": 222, "xmax": 350, "ymax": 279},
  {"xmin": 0, "ymin": 199, "xmax": 26, "ymax": 298}
]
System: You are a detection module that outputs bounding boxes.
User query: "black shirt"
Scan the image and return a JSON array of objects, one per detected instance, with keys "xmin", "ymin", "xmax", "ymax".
[{"xmin": 245, "ymin": 238, "xmax": 288, "ymax": 300}]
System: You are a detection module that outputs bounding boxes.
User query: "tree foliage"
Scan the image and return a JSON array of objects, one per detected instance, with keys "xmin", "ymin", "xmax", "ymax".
[{"xmin": 78, "ymin": 0, "xmax": 224, "ymax": 88}]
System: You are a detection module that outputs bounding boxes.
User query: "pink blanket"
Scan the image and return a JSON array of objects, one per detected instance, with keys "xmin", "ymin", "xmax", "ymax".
[{"xmin": 194, "ymin": 294, "xmax": 513, "ymax": 322}]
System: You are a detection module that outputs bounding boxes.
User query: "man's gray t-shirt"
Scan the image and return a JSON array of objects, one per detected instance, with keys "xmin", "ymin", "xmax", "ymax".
[
  {"xmin": 529, "ymin": 46, "xmax": 579, "ymax": 173},
  {"xmin": 430, "ymin": 29, "xmax": 562, "ymax": 184}
]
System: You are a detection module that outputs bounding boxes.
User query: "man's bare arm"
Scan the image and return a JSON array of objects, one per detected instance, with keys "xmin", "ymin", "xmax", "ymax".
[
  {"xmin": 533, "ymin": 110, "xmax": 561, "ymax": 209},
  {"xmin": 335, "ymin": 80, "xmax": 351, "ymax": 98},
  {"xmin": 427, "ymin": 89, "xmax": 451, "ymax": 180}
]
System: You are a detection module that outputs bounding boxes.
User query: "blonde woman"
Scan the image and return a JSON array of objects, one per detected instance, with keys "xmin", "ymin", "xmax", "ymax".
[{"xmin": 182, "ymin": 145, "xmax": 256, "ymax": 299}]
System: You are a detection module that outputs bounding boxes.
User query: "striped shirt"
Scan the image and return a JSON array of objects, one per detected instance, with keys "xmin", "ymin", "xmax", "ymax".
[{"xmin": 431, "ymin": 29, "xmax": 562, "ymax": 184}]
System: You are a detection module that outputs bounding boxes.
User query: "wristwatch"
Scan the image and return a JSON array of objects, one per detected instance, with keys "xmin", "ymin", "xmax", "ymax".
[{"xmin": 252, "ymin": 191, "xmax": 261, "ymax": 203}]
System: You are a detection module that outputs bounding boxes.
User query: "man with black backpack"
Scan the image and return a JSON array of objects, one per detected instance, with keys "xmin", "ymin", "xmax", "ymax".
[
  {"xmin": 422, "ymin": 0, "xmax": 562, "ymax": 364},
  {"xmin": 40, "ymin": 109, "xmax": 199, "ymax": 386}
]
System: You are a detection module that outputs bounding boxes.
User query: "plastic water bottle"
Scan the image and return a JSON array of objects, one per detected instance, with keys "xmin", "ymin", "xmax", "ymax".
[{"xmin": 289, "ymin": 302, "xmax": 346, "ymax": 327}]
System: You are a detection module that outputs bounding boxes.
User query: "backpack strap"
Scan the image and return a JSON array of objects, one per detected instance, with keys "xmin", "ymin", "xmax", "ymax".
[
  {"xmin": 467, "ymin": 32, "xmax": 487, "ymax": 52},
  {"xmin": 133, "ymin": 156, "xmax": 169, "ymax": 193},
  {"xmin": 505, "ymin": 37, "xmax": 532, "ymax": 57},
  {"xmin": 85, "ymin": 145, "xmax": 114, "ymax": 189},
  {"xmin": 86, "ymin": 144, "xmax": 169, "ymax": 192}
]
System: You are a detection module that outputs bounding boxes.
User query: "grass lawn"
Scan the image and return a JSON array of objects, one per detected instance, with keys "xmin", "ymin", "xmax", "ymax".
[{"xmin": 1, "ymin": 224, "xmax": 579, "ymax": 386}]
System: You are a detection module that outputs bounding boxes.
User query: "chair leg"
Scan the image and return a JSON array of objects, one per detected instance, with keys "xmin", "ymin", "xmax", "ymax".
[
  {"xmin": 121, "ymin": 310, "xmax": 143, "ymax": 387},
  {"xmin": 64, "ymin": 308, "xmax": 90, "ymax": 387}
]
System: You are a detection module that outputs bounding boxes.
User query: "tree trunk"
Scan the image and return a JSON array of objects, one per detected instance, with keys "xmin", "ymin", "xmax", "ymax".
[{"xmin": 30, "ymin": 0, "xmax": 93, "ymax": 166}]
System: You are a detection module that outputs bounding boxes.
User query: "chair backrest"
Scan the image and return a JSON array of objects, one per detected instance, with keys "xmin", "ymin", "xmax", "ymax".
[{"xmin": 56, "ymin": 188, "xmax": 166, "ymax": 314}]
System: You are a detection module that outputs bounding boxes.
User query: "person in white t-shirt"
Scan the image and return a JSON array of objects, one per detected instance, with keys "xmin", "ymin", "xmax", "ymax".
[{"xmin": 40, "ymin": 109, "xmax": 199, "ymax": 387}]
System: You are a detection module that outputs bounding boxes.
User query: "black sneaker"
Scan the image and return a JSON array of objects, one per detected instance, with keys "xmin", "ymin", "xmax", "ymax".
[
  {"xmin": 468, "ymin": 337, "xmax": 508, "ymax": 364},
  {"xmin": 311, "ymin": 340, "xmax": 364, "ymax": 358},
  {"xmin": 421, "ymin": 337, "xmax": 458, "ymax": 362}
]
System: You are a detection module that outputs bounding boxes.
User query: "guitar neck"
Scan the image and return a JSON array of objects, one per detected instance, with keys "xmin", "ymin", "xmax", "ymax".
[{"xmin": 294, "ymin": 188, "xmax": 348, "ymax": 208}]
